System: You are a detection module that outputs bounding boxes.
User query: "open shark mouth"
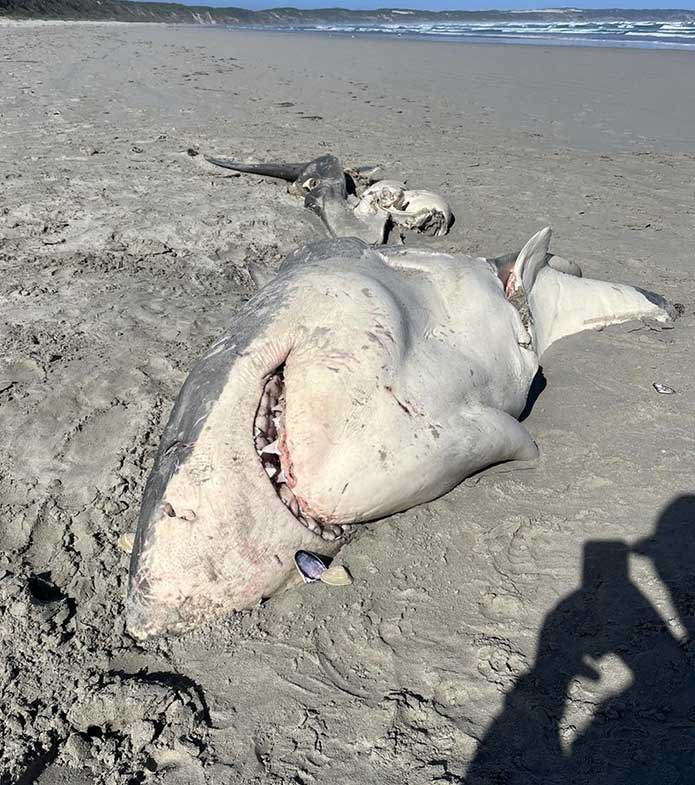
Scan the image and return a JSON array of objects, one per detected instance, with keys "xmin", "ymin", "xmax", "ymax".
[{"xmin": 253, "ymin": 366, "xmax": 351, "ymax": 542}]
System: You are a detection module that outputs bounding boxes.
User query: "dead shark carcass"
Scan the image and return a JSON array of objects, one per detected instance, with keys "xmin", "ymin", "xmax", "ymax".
[
  {"xmin": 126, "ymin": 227, "xmax": 674, "ymax": 638},
  {"xmin": 204, "ymin": 153, "xmax": 453, "ymax": 243}
]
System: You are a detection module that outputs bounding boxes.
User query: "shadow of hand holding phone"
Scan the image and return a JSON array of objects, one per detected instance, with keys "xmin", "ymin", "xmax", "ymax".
[{"xmin": 466, "ymin": 495, "xmax": 695, "ymax": 785}]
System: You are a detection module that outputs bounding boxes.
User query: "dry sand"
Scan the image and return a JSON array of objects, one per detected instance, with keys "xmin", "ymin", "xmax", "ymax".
[{"xmin": 1, "ymin": 22, "xmax": 694, "ymax": 785}]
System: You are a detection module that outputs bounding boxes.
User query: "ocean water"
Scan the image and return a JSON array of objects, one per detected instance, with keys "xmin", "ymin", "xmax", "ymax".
[{"xmin": 241, "ymin": 16, "xmax": 695, "ymax": 51}]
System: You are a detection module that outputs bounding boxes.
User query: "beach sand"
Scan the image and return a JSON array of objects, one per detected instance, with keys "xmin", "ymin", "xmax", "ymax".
[{"xmin": 1, "ymin": 22, "xmax": 694, "ymax": 784}]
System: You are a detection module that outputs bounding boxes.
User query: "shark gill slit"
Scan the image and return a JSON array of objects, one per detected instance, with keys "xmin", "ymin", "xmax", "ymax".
[{"xmin": 252, "ymin": 364, "xmax": 351, "ymax": 542}]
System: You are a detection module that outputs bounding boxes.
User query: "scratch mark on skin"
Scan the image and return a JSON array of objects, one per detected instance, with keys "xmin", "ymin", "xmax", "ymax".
[
  {"xmin": 372, "ymin": 319, "xmax": 396, "ymax": 345},
  {"xmin": 384, "ymin": 385, "xmax": 414, "ymax": 416},
  {"xmin": 366, "ymin": 330, "xmax": 387, "ymax": 350},
  {"xmin": 395, "ymin": 399, "xmax": 412, "ymax": 416}
]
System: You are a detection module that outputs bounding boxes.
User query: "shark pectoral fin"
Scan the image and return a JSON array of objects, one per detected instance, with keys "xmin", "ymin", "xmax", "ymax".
[
  {"xmin": 458, "ymin": 407, "xmax": 539, "ymax": 478},
  {"xmin": 507, "ymin": 226, "xmax": 552, "ymax": 298}
]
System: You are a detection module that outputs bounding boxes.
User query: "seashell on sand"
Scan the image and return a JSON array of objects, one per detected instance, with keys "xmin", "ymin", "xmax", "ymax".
[
  {"xmin": 319, "ymin": 565, "xmax": 353, "ymax": 586},
  {"xmin": 294, "ymin": 549, "xmax": 328, "ymax": 583}
]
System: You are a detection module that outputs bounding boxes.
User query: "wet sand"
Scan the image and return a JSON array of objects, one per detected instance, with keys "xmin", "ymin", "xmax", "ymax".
[{"xmin": 1, "ymin": 22, "xmax": 694, "ymax": 784}]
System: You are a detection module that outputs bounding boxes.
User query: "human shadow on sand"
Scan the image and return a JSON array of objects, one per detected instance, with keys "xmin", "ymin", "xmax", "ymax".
[{"xmin": 466, "ymin": 495, "xmax": 695, "ymax": 785}]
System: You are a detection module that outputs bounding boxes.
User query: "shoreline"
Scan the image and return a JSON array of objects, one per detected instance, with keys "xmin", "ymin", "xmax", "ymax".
[{"xmin": 2, "ymin": 17, "xmax": 695, "ymax": 52}]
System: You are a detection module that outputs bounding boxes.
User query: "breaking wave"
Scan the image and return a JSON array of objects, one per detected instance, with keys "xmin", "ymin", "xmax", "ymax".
[{"xmin": 239, "ymin": 16, "xmax": 695, "ymax": 51}]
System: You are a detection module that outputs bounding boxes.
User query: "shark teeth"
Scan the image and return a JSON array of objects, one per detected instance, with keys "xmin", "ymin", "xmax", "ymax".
[
  {"xmin": 261, "ymin": 439, "xmax": 280, "ymax": 456},
  {"xmin": 253, "ymin": 366, "xmax": 352, "ymax": 543}
]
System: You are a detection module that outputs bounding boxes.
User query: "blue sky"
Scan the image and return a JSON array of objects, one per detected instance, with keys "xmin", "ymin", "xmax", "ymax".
[{"xmin": 183, "ymin": 1, "xmax": 695, "ymax": 9}]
